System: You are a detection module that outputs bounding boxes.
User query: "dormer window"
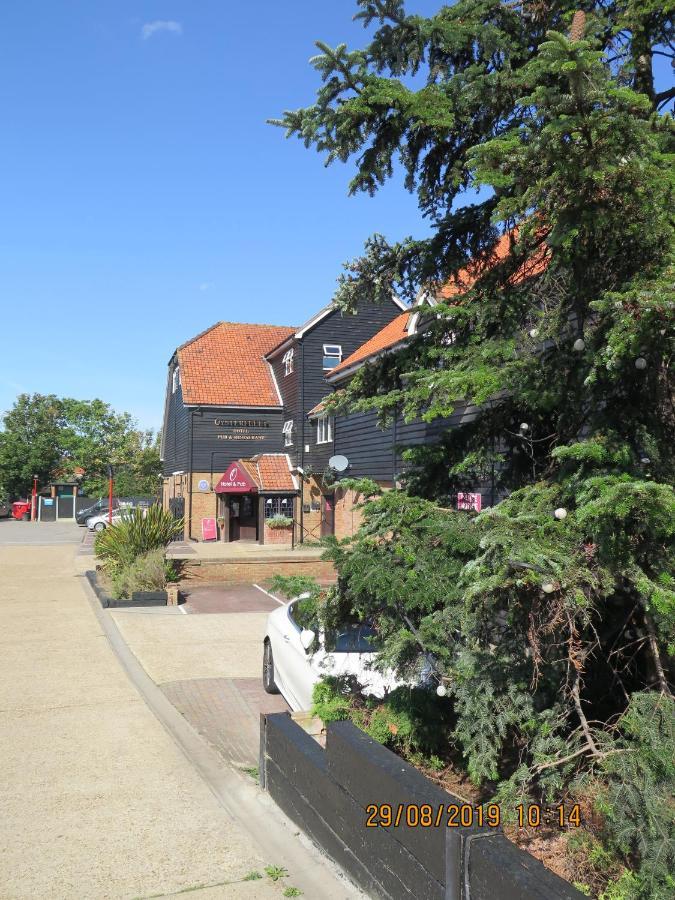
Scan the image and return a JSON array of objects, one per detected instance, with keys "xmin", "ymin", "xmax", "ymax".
[
  {"xmin": 172, "ymin": 367, "xmax": 180, "ymax": 393},
  {"xmin": 283, "ymin": 348, "xmax": 294, "ymax": 376},
  {"xmin": 283, "ymin": 420, "xmax": 294, "ymax": 446},
  {"xmin": 322, "ymin": 344, "xmax": 342, "ymax": 370}
]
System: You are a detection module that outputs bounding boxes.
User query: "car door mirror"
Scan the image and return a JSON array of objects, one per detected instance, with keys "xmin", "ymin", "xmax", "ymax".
[{"xmin": 300, "ymin": 629, "xmax": 315, "ymax": 651}]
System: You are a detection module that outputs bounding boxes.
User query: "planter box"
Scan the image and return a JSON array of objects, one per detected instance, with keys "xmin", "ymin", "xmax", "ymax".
[{"xmin": 85, "ymin": 571, "xmax": 168, "ymax": 608}]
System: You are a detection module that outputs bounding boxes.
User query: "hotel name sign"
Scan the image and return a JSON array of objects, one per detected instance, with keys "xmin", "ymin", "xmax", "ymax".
[{"xmin": 214, "ymin": 418, "xmax": 270, "ymax": 442}]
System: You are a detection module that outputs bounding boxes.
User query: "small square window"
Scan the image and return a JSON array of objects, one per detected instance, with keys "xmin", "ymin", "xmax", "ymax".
[
  {"xmin": 322, "ymin": 344, "xmax": 342, "ymax": 370},
  {"xmin": 282, "ymin": 420, "xmax": 294, "ymax": 446},
  {"xmin": 283, "ymin": 348, "xmax": 294, "ymax": 376}
]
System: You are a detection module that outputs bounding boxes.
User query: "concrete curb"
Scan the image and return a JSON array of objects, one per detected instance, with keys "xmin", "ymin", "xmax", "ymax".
[{"xmin": 77, "ymin": 572, "xmax": 362, "ymax": 899}]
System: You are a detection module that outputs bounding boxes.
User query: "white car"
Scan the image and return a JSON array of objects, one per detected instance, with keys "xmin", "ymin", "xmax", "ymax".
[
  {"xmin": 263, "ymin": 596, "xmax": 403, "ymax": 711},
  {"xmin": 87, "ymin": 504, "xmax": 139, "ymax": 532}
]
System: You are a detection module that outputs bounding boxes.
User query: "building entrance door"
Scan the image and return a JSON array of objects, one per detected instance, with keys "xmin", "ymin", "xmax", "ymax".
[
  {"xmin": 321, "ymin": 494, "xmax": 335, "ymax": 537},
  {"xmin": 229, "ymin": 493, "xmax": 258, "ymax": 542}
]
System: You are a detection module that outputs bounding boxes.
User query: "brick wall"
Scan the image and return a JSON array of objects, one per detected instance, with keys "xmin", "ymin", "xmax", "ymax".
[
  {"xmin": 188, "ymin": 472, "xmax": 218, "ymax": 540},
  {"xmin": 299, "ymin": 476, "xmax": 324, "ymax": 543},
  {"xmin": 333, "ymin": 481, "xmax": 392, "ymax": 540},
  {"xmin": 181, "ymin": 558, "xmax": 335, "ymax": 585},
  {"xmin": 264, "ymin": 523, "xmax": 293, "ymax": 545}
]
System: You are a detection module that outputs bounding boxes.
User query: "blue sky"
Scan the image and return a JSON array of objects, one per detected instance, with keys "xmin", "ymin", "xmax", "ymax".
[{"xmin": 0, "ymin": 3, "xmax": 670, "ymax": 431}]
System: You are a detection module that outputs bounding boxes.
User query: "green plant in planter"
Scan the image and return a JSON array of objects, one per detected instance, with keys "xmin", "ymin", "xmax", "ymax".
[
  {"xmin": 95, "ymin": 505, "xmax": 183, "ymax": 569},
  {"xmin": 267, "ymin": 515, "xmax": 293, "ymax": 529}
]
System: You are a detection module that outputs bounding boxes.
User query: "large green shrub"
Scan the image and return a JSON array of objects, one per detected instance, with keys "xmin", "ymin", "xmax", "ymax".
[
  {"xmin": 94, "ymin": 505, "xmax": 183, "ymax": 569},
  {"xmin": 109, "ymin": 549, "xmax": 180, "ymax": 599}
]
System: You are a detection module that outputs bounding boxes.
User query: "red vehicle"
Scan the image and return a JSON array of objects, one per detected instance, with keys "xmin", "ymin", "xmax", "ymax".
[{"xmin": 12, "ymin": 500, "xmax": 32, "ymax": 521}]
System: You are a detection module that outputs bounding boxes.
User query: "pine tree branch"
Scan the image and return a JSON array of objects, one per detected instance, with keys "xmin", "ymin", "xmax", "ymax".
[{"xmin": 644, "ymin": 613, "xmax": 672, "ymax": 697}]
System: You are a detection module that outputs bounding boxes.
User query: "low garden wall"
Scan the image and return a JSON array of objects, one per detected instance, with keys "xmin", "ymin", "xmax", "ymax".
[
  {"xmin": 180, "ymin": 557, "xmax": 335, "ymax": 584},
  {"xmin": 85, "ymin": 570, "xmax": 175, "ymax": 608},
  {"xmin": 260, "ymin": 712, "xmax": 584, "ymax": 900}
]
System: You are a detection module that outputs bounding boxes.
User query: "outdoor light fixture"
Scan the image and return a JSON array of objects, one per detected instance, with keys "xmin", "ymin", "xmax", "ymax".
[
  {"xmin": 554, "ymin": 507, "xmax": 568, "ymax": 520},
  {"xmin": 436, "ymin": 684, "xmax": 447, "ymax": 697},
  {"xmin": 634, "ymin": 357, "xmax": 647, "ymax": 370},
  {"xmin": 519, "ymin": 422, "xmax": 530, "ymax": 433},
  {"xmin": 266, "ymin": 499, "xmax": 273, "ymax": 505},
  {"xmin": 573, "ymin": 338, "xmax": 586, "ymax": 352},
  {"xmin": 542, "ymin": 582, "xmax": 555, "ymax": 594},
  {"xmin": 529, "ymin": 328, "xmax": 539, "ymax": 338}
]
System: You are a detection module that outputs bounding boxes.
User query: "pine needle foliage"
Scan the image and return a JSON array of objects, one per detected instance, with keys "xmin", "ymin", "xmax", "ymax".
[{"xmin": 274, "ymin": 2, "xmax": 674, "ymax": 891}]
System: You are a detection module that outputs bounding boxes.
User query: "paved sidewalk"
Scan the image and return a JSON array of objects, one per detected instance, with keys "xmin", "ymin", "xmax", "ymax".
[
  {"xmin": 109, "ymin": 584, "xmax": 292, "ymax": 766},
  {"xmin": 0, "ymin": 544, "xmax": 291, "ymax": 899},
  {"xmin": 162, "ymin": 677, "xmax": 288, "ymax": 769}
]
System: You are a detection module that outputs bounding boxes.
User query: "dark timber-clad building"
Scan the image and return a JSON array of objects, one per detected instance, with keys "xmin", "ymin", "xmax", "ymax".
[{"xmin": 160, "ymin": 296, "xmax": 406, "ymax": 542}]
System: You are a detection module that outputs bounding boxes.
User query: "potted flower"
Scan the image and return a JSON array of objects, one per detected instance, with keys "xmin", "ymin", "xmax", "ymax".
[{"xmin": 267, "ymin": 515, "xmax": 293, "ymax": 529}]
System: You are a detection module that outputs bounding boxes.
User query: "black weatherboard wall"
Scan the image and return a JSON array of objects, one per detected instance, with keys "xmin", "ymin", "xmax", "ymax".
[
  {"xmin": 261, "ymin": 713, "xmax": 584, "ymax": 900},
  {"xmin": 162, "ymin": 362, "xmax": 191, "ymax": 474},
  {"xmin": 189, "ymin": 407, "xmax": 286, "ymax": 473},
  {"xmin": 269, "ymin": 298, "xmax": 406, "ymax": 474}
]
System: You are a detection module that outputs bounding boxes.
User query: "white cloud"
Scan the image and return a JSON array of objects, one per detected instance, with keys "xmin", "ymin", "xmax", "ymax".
[{"xmin": 141, "ymin": 20, "xmax": 183, "ymax": 40}]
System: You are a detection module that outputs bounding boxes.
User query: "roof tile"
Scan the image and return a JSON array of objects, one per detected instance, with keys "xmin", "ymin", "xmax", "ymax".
[{"xmin": 177, "ymin": 322, "xmax": 294, "ymax": 407}]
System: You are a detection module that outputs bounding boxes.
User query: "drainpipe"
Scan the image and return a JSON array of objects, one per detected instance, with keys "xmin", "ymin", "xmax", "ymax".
[{"xmin": 299, "ymin": 343, "xmax": 305, "ymax": 544}]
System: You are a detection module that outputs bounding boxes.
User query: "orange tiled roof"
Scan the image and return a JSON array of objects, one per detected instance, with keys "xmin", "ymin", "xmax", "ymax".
[
  {"xmin": 438, "ymin": 231, "xmax": 549, "ymax": 299},
  {"xmin": 330, "ymin": 232, "xmax": 550, "ymax": 377},
  {"xmin": 329, "ymin": 312, "xmax": 411, "ymax": 376},
  {"xmin": 177, "ymin": 322, "xmax": 295, "ymax": 407},
  {"xmin": 219, "ymin": 454, "xmax": 296, "ymax": 492}
]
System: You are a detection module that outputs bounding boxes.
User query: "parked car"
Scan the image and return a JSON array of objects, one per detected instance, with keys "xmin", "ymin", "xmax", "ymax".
[
  {"xmin": 76, "ymin": 497, "xmax": 153, "ymax": 526},
  {"xmin": 263, "ymin": 596, "xmax": 404, "ymax": 711},
  {"xmin": 0, "ymin": 499, "xmax": 12, "ymax": 518},
  {"xmin": 87, "ymin": 505, "xmax": 148, "ymax": 532}
]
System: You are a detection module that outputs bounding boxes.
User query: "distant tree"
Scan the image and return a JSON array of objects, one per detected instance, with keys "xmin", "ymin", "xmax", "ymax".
[{"xmin": 0, "ymin": 394, "xmax": 161, "ymax": 499}]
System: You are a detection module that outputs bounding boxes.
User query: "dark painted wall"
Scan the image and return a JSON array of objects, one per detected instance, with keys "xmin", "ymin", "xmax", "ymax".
[
  {"xmin": 266, "ymin": 299, "xmax": 405, "ymax": 472},
  {"xmin": 261, "ymin": 714, "xmax": 584, "ymax": 900},
  {"xmin": 300, "ymin": 299, "xmax": 404, "ymax": 473},
  {"xmin": 189, "ymin": 407, "xmax": 286, "ymax": 473},
  {"xmin": 162, "ymin": 363, "xmax": 191, "ymax": 475}
]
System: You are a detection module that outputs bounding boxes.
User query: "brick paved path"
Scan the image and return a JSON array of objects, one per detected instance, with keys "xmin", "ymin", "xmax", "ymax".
[{"xmin": 161, "ymin": 676, "xmax": 288, "ymax": 768}]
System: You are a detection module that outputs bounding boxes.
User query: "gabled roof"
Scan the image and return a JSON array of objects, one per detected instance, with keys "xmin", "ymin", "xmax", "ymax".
[
  {"xmin": 176, "ymin": 322, "xmax": 295, "ymax": 407},
  {"xmin": 265, "ymin": 294, "xmax": 409, "ymax": 359},
  {"xmin": 326, "ymin": 312, "xmax": 412, "ymax": 381},
  {"xmin": 327, "ymin": 232, "xmax": 550, "ymax": 382},
  {"xmin": 221, "ymin": 454, "xmax": 297, "ymax": 492}
]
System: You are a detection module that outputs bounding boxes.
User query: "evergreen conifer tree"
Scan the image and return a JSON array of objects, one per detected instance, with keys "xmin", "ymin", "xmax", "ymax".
[{"xmin": 273, "ymin": 3, "xmax": 673, "ymax": 894}]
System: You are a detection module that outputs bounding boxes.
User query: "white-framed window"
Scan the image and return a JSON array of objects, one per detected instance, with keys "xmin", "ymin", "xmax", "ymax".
[
  {"xmin": 172, "ymin": 367, "xmax": 180, "ymax": 393},
  {"xmin": 283, "ymin": 420, "xmax": 294, "ymax": 446},
  {"xmin": 316, "ymin": 414, "xmax": 333, "ymax": 444},
  {"xmin": 283, "ymin": 348, "xmax": 294, "ymax": 376},
  {"xmin": 322, "ymin": 344, "xmax": 342, "ymax": 370},
  {"xmin": 264, "ymin": 496, "xmax": 294, "ymax": 518}
]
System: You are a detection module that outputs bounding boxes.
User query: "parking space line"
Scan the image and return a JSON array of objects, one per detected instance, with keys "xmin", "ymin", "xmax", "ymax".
[{"xmin": 252, "ymin": 583, "xmax": 285, "ymax": 605}]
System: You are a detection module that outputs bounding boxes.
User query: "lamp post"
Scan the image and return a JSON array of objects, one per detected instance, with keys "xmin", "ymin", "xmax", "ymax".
[
  {"xmin": 107, "ymin": 465, "xmax": 114, "ymax": 525},
  {"xmin": 31, "ymin": 475, "xmax": 38, "ymax": 523}
]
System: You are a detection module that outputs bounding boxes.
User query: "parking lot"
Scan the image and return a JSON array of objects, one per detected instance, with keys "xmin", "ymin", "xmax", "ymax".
[{"xmin": 0, "ymin": 519, "xmax": 84, "ymax": 545}]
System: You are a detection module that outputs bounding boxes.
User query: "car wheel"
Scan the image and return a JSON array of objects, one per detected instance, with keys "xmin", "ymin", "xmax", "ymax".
[
  {"xmin": 21, "ymin": 513, "xmax": 30, "ymax": 521},
  {"xmin": 263, "ymin": 640, "xmax": 279, "ymax": 694},
  {"xmin": 93, "ymin": 521, "xmax": 106, "ymax": 532}
]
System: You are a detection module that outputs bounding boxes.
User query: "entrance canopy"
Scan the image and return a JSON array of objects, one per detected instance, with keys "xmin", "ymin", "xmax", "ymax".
[{"xmin": 215, "ymin": 462, "xmax": 258, "ymax": 494}]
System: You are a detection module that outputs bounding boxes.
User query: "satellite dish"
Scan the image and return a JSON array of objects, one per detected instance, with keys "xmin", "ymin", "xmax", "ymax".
[{"xmin": 328, "ymin": 455, "xmax": 349, "ymax": 473}]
